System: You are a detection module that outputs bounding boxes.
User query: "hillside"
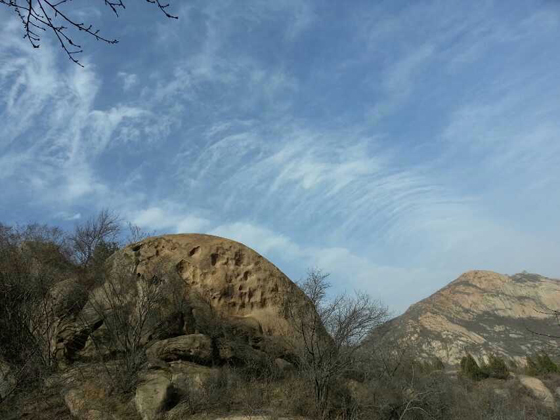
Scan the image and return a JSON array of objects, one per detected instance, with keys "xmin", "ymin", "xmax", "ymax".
[
  {"xmin": 376, "ymin": 270, "xmax": 560, "ymax": 366},
  {"xmin": 2, "ymin": 226, "xmax": 560, "ymax": 420}
]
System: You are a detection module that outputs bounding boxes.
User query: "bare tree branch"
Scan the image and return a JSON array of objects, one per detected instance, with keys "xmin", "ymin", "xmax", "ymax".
[
  {"xmin": 69, "ymin": 209, "xmax": 121, "ymax": 268},
  {"xmin": 284, "ymin": 268, "xmax": 389, "ymax": 418},
  {"xmin": 0, "ymin": 0, "xmax": 177, "ymax": 66}
]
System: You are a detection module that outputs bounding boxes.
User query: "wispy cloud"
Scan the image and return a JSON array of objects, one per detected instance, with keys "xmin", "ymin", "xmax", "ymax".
[
  {"xmin": 1, "ymin": 1, "xmax": 559, "ymax": 315},
  {"xmin": 367, "ymin": 44, "xmax": 434, "ymax": 122},
  {"xmin": 0, "ymin": 16, "xmax": 156, "ymax": 207},
  {"xmin": 117, "ymin": 72, "xmax": 139, "ymax": 91},
  {"xmin": 131, "ymin": 206, "xmax": 211, "ymax": 234},
  {"xmin": 209, "ymin": 219, "xmax": 452, "ymax": 313},
  {"xmin": 177, "ymin": 121, "xmax": 465, "ymax": 249}
]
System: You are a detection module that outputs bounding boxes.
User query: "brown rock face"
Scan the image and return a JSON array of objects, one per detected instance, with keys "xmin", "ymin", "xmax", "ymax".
[
  {"xmin": 0, "ymin": 358, "xmax": 15, "ymax": 401},
  {"xmin": 147, "ymin": 334, "xmax": 213, "ymax": 364},
  {"xmin": 377, "ymin": 270, "xmax": 560, "ymax": 366},
  {"xmin": 110, "ymin": 233, "xmax": 307, "ymax": 338}
]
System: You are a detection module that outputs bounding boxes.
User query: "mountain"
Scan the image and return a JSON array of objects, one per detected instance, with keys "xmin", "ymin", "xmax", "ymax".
[{"xmin": 376, "ymin": 270, "xmax": 560, "ymax": 365}]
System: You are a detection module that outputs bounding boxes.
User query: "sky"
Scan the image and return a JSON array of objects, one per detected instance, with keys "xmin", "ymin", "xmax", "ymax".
[{"xmin": 1, "ymin": 0, "xmax": 559, "ymax": 314}]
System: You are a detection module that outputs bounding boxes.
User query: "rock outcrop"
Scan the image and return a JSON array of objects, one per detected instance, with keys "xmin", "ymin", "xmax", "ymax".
[
  {"xmin": 109, "ymin": 233, "xmax": 309, "ymax": 338},
  {"xmin": 40, "ymin": 234, "xmax": 319, "ymax": 420},
  {"xmin": 135, "ymin": 370, "xmax": 175, "ymax": 420},
  {"xmin": 64, "ymin": 388, "xmax": 117, "ymax": 420},
  {"xmin": 52, "ymin": 234, "xmax": 315, "ymax": 366},
  {"xmin": 376, "ymin": 270, "xmax": 560, "ymax": 366},
  {"xmin": 147, "ymin": 334, "xmax": 213, "ymax": 364},
  {"xmin": 518, "ymin": 375, "xmax": 556, "ymax": 409}
]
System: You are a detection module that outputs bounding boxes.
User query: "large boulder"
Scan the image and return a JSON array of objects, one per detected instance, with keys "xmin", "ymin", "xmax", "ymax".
[
  {"xmin": 518, "ymin": 375, "xmax": 556, "ymax": 409},
  {"xmin": 168, "ymin": 360, "xmax": 220, "ymax": 395},
  {"xmin": 45, "ymin": 279, "xmax": 92, "ymax": 363},
  {"xmin": 108, "ymin": 234, "xmax": 314, "ymax": 340},
  {"xmin": 64, "ymin": 388, "xmax": 117, "ymax": 420},
  {"xmin": 48, "ymin": 278, "xmax": 89, "ymax": 318},
  {"xmin": 49, "ymin": 234, "xmax": 321, "ymax": 367},
  {"xmin": 147, "ymin": 334, "xmax": 213, "ymax": 364},
  {"xmin": 135, "ymin": 371, "xmax": 176, "ymax": 420}
]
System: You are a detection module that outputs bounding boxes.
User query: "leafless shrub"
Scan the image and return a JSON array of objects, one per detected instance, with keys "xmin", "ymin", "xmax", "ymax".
[
  {"xmin": 69, "ymin": 209, "xmax": 121, "ymax": 269},
  {"xmin": 83, "ymin": 257, "xmax": 186, "ymax": 393},
  {"xmin": 0, "ymin": 223, "xmax": 76, "ymax": 400},
  {"xmin": 167, "ymin": 368, "xmax": 234, "ymax": 418},
  {"xmin": 125, "ymin": 222, "xmax": 156, "ymax": 246},
  {"xmin": 284, "ymin": 268, "xmax": 389, "ymax": 419}
]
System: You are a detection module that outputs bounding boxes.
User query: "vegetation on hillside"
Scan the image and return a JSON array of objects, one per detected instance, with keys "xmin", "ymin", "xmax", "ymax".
[{"xmin": 1, "ymin": 211, "xmax": 560, "ymax": 419}]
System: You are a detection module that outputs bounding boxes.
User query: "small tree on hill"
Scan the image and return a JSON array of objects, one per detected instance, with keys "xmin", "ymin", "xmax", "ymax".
[
  {"xmin": 0, "ymin": 223, "xmax": 75, "ymax": 397},
  {"xmin": 460, "ymin": 353, "xmax": 487, "ymax": 381},
  {"xmin": 525, "ymin": 352, "xmax": 559, "ymax": 376},
  {"xmin": 480, "ymin": 354, "xmax": 509, "ymax": 380},
  {"xmin": 284, "ymin": 269, "xmax": 389, "ymax": 419},
  {"xmin": 69, "ymin": 209, "xmax": 121, "ymax": 269}
]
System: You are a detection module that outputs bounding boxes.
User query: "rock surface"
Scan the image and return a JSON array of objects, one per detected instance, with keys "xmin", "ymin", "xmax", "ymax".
[
  {"xmin": 109, "ymin": 234, "xmax": 309, "ymax": 338},
  {"xmin": 168, "ymin": 361, "xmax": 218, "ymax": 394},
  {"xmin": 64, "ymin": 388, "xmax": 116, "ymax": 420},
  {"xmin": 147, "ymin": 334, "xmax": 213, "ymax": 364},
  {"xmin": 376, "ymin": 270, "xmax": 560, "ymax": 365},
  {"xmin": 47, "ymin": 279, "xmax": 92, "ymax": 362},
  {"xmin": 135, "ymin": 371, "xmax": 175, "ymax": 420},
  {"xmin": 518, "ymin": 375, "xmax": 556, "ymax": 409},
  {"xmin": 47, "ymin": 233, "xmax": 316, "ymax": 367}
]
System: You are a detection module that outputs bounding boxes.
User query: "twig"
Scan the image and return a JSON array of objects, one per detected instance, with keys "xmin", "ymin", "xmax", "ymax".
[{"xmin": 0, "ymin": 0, "xmax": 177, "ymax": 66}]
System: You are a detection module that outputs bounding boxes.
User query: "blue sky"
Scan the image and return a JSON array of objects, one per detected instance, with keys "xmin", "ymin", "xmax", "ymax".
[{"xmin": 1, "ymin": 0, "xmax": 559, "ymax": 314}]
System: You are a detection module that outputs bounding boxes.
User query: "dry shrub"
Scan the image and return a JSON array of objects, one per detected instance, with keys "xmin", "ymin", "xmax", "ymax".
[
  {"xmin": 273, "ymin": 375, "xmax": 318, "ymax": 418},
  {"xmin": 526, "ymin": 353, "xmax": 560, "ymax": 377},
  {"xmin": 167, "ymin": 367, "xmax": 233, "ymax": 417},
  {"xmin": 83, "ymin": 257, "xmax": 187, "ymax": 394}
]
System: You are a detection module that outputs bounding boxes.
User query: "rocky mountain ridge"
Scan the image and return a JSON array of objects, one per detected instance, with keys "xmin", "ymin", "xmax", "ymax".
[{"xmin": 377, "ymin": 270, "xmax": 560, "ymax": 366}]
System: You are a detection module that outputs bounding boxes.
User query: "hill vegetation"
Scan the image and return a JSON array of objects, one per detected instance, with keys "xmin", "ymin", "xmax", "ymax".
[{"xmin": 1, "ymin": 211, "xmax": 560, "ymax": 419}]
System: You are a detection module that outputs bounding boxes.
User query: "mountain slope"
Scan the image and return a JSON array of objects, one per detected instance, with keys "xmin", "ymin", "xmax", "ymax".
[{"xmin": 378, "ymin": 270, "xmax": 560, "ymax": 365}]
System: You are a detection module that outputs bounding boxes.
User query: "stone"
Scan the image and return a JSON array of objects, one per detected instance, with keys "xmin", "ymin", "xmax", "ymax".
[
  {"xmin": 518, "ymin": 375, "xmax": 555, "ymax": 409},
  {"xmin": 69, "ymin": 234, "xmax": 325, "ymax": 365},
  {"xmin": 48, "ymin": 278, "xmax": 88, "ymax": 318},
  {"xmin": 44, "ymin": 279, "xmax": 95, "ymax": 362},
  {"xmin": 147, "ymin": 334, "xmax": 213, "ymax": 364},
  {"xmin": 64, "ymin": 388, "xmax": 116, "ymax": 420},
  {"xmin": 214, "ymin": 337, "xmax": 270, "ymax": 366},
  {"xmin": 135, "ymin": 371, "xmax": 175, "ymax": 420},
  {"xmin": 168, "ymin": 361, "xmax": 218, "ymax": 394},
  {"xmin": 274, "ymin": 358, "xmax": 295, "ymax": 373},
  {"xmin": 108, "ymin": 234, "xmax": 315, "ymax": 339}
]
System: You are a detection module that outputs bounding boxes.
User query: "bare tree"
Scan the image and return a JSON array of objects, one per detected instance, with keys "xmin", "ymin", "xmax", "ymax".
[
  {"xmin": 83, "ymin": 257, "xmax": 186, "ymax": 393},
  {"xmin": 125, "ymin": 222, "xmax": 156, "ymax": 246},
  {"xmin": 0, "ymin": 223, "xmax": 76, "ymax": 401},
  {"xmin": 1, "ymin": 0, "xmax": 177, "ymax": 66},
  {"xmin": 284, "ymin": 269, "xmax": 389, "ymax": 419},
  {"xmin": 69, "ymin": 209, "xmax": 121, "ymax": 268}
]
